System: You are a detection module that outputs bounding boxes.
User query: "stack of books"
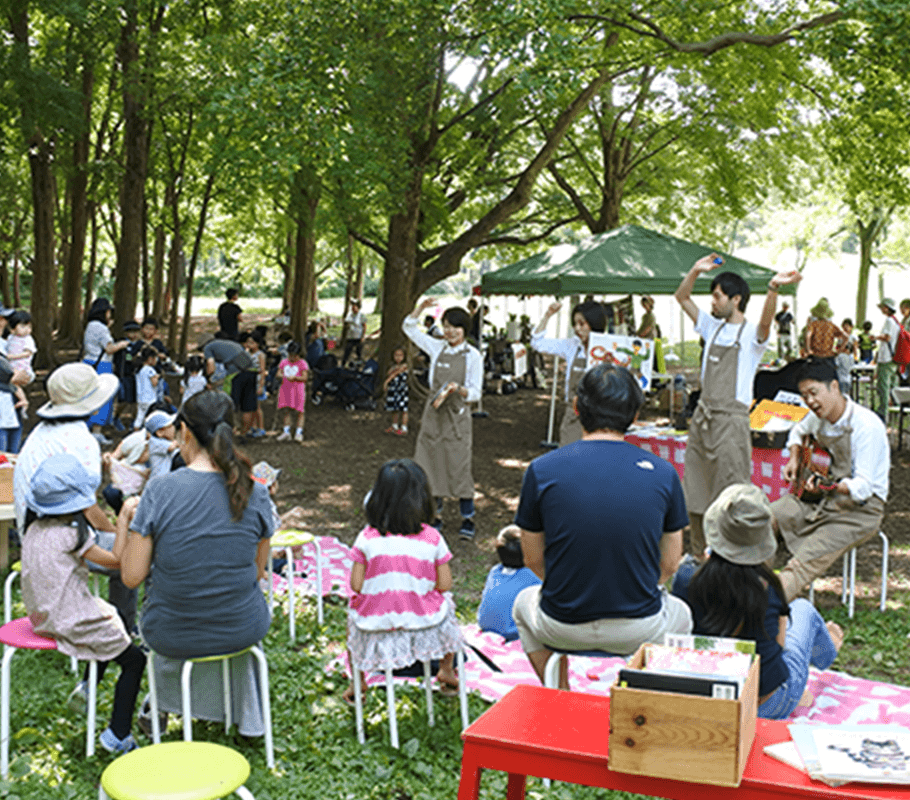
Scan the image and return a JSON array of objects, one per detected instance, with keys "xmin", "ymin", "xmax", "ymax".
[
  {"xmin": 616, "ymin": 634, "xmax": 756, "ymax": 700},
  {"xmin": 766, "ymin": 724, "xmax": 910, "ymax": 787}
]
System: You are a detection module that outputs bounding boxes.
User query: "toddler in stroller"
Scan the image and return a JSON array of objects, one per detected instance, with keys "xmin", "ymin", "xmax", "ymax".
[{"xmin": 311, "ymin": 355, "xmax": 379, "ymax": 410}]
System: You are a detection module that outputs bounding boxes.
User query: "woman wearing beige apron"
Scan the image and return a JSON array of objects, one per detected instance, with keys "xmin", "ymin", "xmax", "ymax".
[
  {"xmin": 530, "ymin": 300, "xmax": 607, "ymax": 446},
  {"xmin": 675, "ymin": 255, "xmax": 802, "ymax": 557},
  {"xmin": 403, "ymin": 299, "xmax": 484, "ymax": 540},
  {"xmin": 771, "ymin": 358, "xmax": 889, "ymax": 601}
]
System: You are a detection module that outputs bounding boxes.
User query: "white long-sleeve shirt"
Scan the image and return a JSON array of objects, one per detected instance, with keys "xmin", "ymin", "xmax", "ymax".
[
  {"xmin": 784, "ymin": 397, "xmax": 889, "ymax": 503},
  {"xmin": 530, "ymin": 332, "xmax": 586, "ymax": 403},
  {"xmin": 403, "ymin": 316, "xmax": 482, "ymax": 403}
]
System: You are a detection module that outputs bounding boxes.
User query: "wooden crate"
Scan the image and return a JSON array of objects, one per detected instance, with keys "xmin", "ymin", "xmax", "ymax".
[
  {"xmin": 608, "ymin": 643, "xmax": 759, "ymax": 787},
  {"xmin": 0, "ymin": 464, "xmax": 12, "ymax": 505}
]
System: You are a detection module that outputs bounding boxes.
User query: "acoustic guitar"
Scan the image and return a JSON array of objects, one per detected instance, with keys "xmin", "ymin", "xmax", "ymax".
[{"xmin": 793, "ymin": 434, "xmax": 839, "ymax": 503}]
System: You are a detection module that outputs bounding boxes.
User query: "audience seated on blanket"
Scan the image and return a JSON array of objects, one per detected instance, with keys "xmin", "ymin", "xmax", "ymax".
[
  {"xmin": 119, "ymin": 390, "xmax": 273, "ymax": 738},
  {"xmin": 672, "ymin": 484, "xmax": 844, "ymax": 720},
  {"xmin": 477, "ymin": 525, "xmax": 540, "ymax": 642}
]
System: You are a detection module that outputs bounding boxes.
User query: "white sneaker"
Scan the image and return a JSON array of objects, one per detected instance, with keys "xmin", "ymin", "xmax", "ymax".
[
  {"xmin": 276, "ymin": 430, "xmax": 292, "ymax": 442},
  {"xmin": 294, "ymin": 431, "xmax": 304, "ymax": 442}
]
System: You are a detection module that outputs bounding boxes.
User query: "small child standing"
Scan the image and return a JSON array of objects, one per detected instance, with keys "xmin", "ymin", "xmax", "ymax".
[
  {"xmin": 477, "ymin": 525, "xmax": 542, "ymax": 642},
  {"xmin": 22, "ymin": 454, "xmax": 146, "ymax": 753},
  {"xmin": 382, "ymin": 346, "xmax": 409, "ymax": 435},
  {"xmin": 6, "ymin": 310, "xmax": 36, "ymax": 382},
  {"xmin": 276, "ymin": 341, "xmax": 308, "ymax": 443},
  {"xmin": 134, "ymin": 345, "xmax": 159, "ymax": 430},
  {"xmin": 344, "ymin": 459, "xmax": 463, "ymax": 703},
  {"xmin": 241, "ymin": 332, "xmax": 268, "ymax": 438},
  {"xmin": 180, "ymin": 355, "xmax": 207, "ymax": 408},
  {"xmin": 858, "ymin": 321, "xmax": 875, "ymax": 363},
  {"xmin": 145, "ymin": 411, "xmax": 180, "ymax": 480}
]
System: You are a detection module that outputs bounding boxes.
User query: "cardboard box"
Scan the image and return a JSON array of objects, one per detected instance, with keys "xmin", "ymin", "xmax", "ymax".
[
  {"xmin": 609, "ymin": 643, "xmax": 759, "ymax": 787},
  {"xmin": 0, "ymin": 464, "xmax": 12, "ymax": 505}
]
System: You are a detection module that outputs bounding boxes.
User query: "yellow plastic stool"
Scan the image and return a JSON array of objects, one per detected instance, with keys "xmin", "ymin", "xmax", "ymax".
[
  {"xmin": 267, "ymin": 529, "xmax": 323, "ymax": 643},
  {"xmin": 146, "ymin": 647, "xmax": 274, "ymax": 770},
  {"xmin": 98, "ymin": 741, "xmax": 255, "ymax": 799}
]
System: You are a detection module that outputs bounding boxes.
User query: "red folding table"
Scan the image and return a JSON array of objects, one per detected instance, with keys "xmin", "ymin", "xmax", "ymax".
[{"xmin": 458, "ymin": 685, "xmax": 910, "ymax": 800}]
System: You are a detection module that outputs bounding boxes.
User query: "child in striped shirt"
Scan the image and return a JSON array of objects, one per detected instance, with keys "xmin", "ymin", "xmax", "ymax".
[{"xmin": 344, "ymin": 459, "xmax": 463, "ymax": 703}]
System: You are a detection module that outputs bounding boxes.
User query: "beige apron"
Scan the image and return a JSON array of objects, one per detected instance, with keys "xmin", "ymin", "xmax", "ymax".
[
  {"xmin": 773, "ymin": 409, "xmax": 885, "ymax": 563},
  {"xmin": 558, "ymin": 343, "xmax": 588, "ymax": 446},
  {"xmin": 683, "ymin": 322, "xmax": 752, "ymax": 515},
  {"xmin": 414, "ymin": 347, "xmax": 474, "ymax": 498}
]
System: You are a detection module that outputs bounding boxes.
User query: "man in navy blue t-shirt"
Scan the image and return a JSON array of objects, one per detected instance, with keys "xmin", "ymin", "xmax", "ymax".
[{"xmin": 513, "ymin": 363, "xmax": 692, "ymax": 685}]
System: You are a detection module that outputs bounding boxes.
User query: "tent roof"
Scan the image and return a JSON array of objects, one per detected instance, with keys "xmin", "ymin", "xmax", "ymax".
[{"xmin": 480, "ymin": 224, "xmax": 793, "ymax": 296}]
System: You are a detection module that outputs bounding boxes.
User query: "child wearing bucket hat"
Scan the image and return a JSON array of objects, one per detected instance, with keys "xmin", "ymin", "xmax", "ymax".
[
  {"xmin": 671, "ymin": 483, "xmax": 843, "ymax": 720},
  {"xmin": 20, "ymin": 453, "xmax": 146, "ymax": 753}
]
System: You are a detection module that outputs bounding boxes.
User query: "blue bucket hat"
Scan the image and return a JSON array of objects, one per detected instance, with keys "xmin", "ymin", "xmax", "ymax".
[{"xmin": 26, "ymin": 454, "xmax": 99, "ymax": 517}]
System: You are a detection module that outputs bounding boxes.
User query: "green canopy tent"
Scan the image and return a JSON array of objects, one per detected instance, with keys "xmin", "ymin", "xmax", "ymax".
[
  {"xmin": 478, "ymin": 224, "xmax": 794, "ymax": 444},
  {"xmin": 480, "ymin": 224, "xmax": 792, "ymax": 297}
]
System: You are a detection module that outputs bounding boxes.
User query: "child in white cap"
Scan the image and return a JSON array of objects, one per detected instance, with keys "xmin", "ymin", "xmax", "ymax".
[
  {"xmin": 145, "ymin": 411, "xmax": 179, "ymax": 480},
  {"xmin": 21, "ymin": 453, "xmax": 145, "ymax": 753}
]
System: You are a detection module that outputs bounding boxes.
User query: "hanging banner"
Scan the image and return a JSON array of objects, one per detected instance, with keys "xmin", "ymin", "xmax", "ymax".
[{"xmin": 586, "ymin": 332, "xmax": 655, "ymax": 391}]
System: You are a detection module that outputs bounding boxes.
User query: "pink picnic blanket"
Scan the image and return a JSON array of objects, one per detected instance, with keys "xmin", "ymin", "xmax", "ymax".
[{"xmin": 298, "ymin": 537, "xmax": 910, "ymax": 725}]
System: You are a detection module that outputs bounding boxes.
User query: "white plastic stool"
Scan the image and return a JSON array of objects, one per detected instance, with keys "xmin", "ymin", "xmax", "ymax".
[
  {"xmin": 352, "ymin": 650, "xmax": 469, "ymax": 749},
  {"xmin": 267, "ymin": 529, "xmax": 323, "ymax": 643},
  {"xmin": 543, "ymin": 648, "xmax": 621, "ymax": 690},
  {"xmin": 146, "ymin": 646, "xmax": 274, "ymax": 770},
  {"xmin": 808, "ymin": 531, "xmax": 888, "ymax": 618}
]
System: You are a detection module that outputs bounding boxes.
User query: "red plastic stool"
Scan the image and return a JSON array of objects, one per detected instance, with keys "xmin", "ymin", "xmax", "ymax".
[{"xmin": 0, "ymin": 617, "xmax": 98, "ymax": 777}]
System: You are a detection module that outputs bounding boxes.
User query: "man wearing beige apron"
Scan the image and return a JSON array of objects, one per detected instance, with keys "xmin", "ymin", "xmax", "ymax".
[
  {"xmin": 771, "ymin": 358, "xmax": 888, "ymax": 601},
  {"xmin": 404, "ymin": 299, "xmax": 483, "ymax": 540},
  {"xmin": 530, "ymin": 300, "xmax": 607, "ymax": 446},
  {"xmin": 675, "ymin": 254, "xmax": 802, "ymax": 557}
]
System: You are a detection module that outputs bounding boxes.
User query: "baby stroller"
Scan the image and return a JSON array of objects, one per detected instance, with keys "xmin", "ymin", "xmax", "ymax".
[{"xmin": 311, "ymin": 355, "xmax": 379, "ymax": 410}]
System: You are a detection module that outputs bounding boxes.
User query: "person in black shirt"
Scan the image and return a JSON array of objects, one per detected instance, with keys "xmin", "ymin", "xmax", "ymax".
[
  {"xmin": 217, "ymin": 288, "xmax": 242, "ymax": 340},
  {"xmin": 775, "ymin": 302, "xmax": 794, "ymax": 360}
]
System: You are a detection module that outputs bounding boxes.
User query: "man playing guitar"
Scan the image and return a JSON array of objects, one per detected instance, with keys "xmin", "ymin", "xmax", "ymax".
[{"xmin": 772, "ymin": 357, "xmax": 889, "ymax": 601}]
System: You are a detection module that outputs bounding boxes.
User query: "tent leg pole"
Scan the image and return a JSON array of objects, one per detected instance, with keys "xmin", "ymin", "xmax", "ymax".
[
  {"xmin": 541, "ymin": 356, "xmax": 560, "ymax": 449},
  {"xmin": 473, "ymin": 302, "xmax": 488, "ymax": 418}
]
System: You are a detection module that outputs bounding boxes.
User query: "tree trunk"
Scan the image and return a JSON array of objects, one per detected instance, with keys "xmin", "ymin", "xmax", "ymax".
[
  {"xmin": 152, "ymin": 224, "xmax": 166, "ymax": 321},
  {"xmin": 178, "ymin": 171, "xmax": 216, "ymax": 359},
  {"xmin": 288, "ymin": 168, "xmax": 320, "ymax": 346},
  {"xmin": 855, "ymin": 210, "xmax": 890, "ymax": 327},
  {"xmin": 112, "ymin": 0, "xmax": 155, "ymax": 334},
  {"xmin": 165, "ymin": 233, "xmax": 183, "ymax": 354},
  {"xmin": 29, "ymin": 138, "xmax": 58, "ymax": 368},
  {"xmin": 59, "ymin": 58, "xmax": 94, "ymax": 346}
]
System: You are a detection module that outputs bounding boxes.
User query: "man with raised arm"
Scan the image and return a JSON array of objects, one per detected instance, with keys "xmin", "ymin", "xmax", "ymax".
[{"xmin": 674, "ymin": 254, "xmax": 801, "ymax": 557}]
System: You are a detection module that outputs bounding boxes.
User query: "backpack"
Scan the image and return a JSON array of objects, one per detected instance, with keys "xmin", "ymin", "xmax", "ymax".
[{"xmin": 889, "ymin": 316, "xmax": 910, "ymax": 366}]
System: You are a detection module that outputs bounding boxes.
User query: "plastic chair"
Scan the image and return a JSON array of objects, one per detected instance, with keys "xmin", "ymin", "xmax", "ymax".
[
  {"xmin": 267, "ymin": 529, "xmax": 323, "ymax": 643},
  {"xmin": 808, "ymin": 531, "xmax": 889, "ymax": 618},
  {"xmin": 0, "ymin": 616, "xmax": 98, "ymax": 777},
  {"xmin": 352, "ymin": 649, "xmax": 470, "ymax": 749},
  {"xmin": 99, "ymin": 741, "xmax": 255, "ymax": 799},
  {"xmin": 146, "ymin": 646, "xmax": 274, "ymax": 770}
]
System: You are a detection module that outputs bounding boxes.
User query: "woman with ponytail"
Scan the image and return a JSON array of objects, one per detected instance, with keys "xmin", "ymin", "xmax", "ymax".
[{"xmin": 120, "ymin": 390, "xmax": 273, "ymax": 737}]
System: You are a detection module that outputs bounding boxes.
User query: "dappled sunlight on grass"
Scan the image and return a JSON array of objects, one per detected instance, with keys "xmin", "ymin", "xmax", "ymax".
[
  {"xmin": 317, "ymin": 484, "xmax": 353, "ymax": 509},
  {"xmin": 494, "ymin": 457, "xmax": 531, "ymax": 470}
]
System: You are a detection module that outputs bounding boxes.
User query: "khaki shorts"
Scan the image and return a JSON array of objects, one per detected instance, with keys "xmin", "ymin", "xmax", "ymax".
[{"xmin": 512, "ymin": 584, "xmax": 692, "ymax": 657}]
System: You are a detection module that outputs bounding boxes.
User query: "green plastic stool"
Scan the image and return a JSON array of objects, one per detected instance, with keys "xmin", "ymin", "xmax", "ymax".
[{"xmin": 98, "ymin": 741, "xmax": 255, "ymax": 799}]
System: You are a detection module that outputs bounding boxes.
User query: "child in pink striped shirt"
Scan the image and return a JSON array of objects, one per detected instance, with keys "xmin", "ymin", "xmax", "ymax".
[{"xmin": 344, "ymin": 459, "xmax": 463, "ymax": 703}]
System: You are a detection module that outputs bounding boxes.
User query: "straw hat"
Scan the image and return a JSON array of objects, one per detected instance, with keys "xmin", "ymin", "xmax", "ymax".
[
  {"xmin": 37, "ymin": 363, "xmax": 119, "ymax": 420},
  {"xmin": 809, "ymin": 298, "xmax": 834, "ymax": 320},
  {"xmin": 704, "ymin": 484, "xmax": 776, "ymax": 566}
]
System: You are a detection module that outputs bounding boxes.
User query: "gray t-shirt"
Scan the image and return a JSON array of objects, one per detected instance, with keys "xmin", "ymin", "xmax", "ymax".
[
  {"xmin": 131, "ymin": 468, "xmax": 273, "ymax": 659},
  {"xmin": 83, "ymin": 320, "xmax": 114, "ymax": 364},
  {"xmin": 203, "ymin": 340, "xmax": 254, "ymax": 374}
]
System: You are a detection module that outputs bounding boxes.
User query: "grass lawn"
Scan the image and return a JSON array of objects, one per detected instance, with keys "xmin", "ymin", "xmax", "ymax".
[{"xmin": 3, "ymin": 573, "xmax": 908, "ymax": 799}]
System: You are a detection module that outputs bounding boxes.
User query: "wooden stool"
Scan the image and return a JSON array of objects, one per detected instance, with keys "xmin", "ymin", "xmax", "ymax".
[
  {"xmin": 0, "ymin": 616, "xmax": 98, "ymax": 777},
  {"xmin": 146, "ymin": 646, "xmax": 274, "ymax": 769},
  {"xmin": 99, "ymin": 741, "xmax": 255, "ymax": 799},
  {"xmin": 267, "ymin": 529, "xmax": 323, "ymax": 643}
]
